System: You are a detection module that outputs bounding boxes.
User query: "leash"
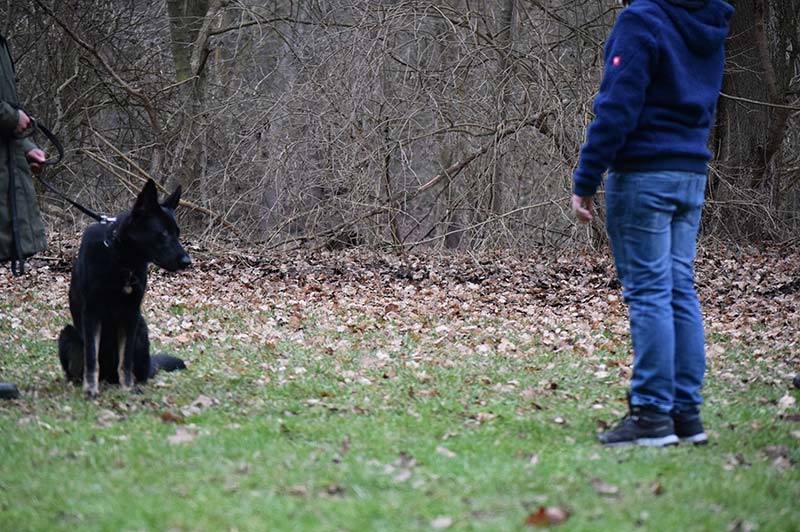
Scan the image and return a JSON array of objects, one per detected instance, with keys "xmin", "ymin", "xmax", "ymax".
[
  {"xmin": 18, "ymin": 117, "xmax": 113, "ymax": 224},
  {"xmin": 7, "ymin": 114, "xmax": 114, "ymax": 276}
]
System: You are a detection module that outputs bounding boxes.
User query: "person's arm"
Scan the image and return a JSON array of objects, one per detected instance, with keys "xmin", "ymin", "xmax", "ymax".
[
  {"xmin": 19, "ymin": 136, "xmax": 39, "ymax": 156},
  {"xmin": 1, "ymin": 101, "xmax": 42, "ymax": 166},
  {"xmin": 0, "ymin": 100, "xmax": 18, "ymax": 134},
  {"xmin": 572, "ymin": 10, "xmax": 660, "ymax": 198}
]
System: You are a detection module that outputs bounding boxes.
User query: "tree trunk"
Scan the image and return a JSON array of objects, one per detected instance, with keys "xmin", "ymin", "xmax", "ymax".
[
  {"xmin": 489, "ymin": 0, "xmax": 515, "ymax": 216},
  {"xmin": 166, "ymin": 0, "xmax": 209, "ymax": 82}
]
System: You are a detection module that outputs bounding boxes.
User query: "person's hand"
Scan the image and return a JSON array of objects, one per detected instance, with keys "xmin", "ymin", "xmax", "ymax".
[
  {"xmin": 26, "ymin": 148, "xmax": 46, "ymax": 174},
  {"xmin": 16, "ymin": 110, "xmax": 30, "ymax": 134},
  {"xmin": 571, "ymin": 193, "xmax": 594, "ymax": 224}
]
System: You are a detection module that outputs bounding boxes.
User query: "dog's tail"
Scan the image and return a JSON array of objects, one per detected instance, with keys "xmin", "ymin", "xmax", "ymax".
[
  {"xmin": 58, "ymin": 325, "xmax": 83, "ymax": 385},
  {"xmin": 148, "ymin": 353, "xmax": 187, "ymax": 379}
]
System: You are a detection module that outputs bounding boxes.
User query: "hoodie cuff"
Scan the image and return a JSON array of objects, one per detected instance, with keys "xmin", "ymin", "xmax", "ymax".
[{"xmin": 572, "ymin": 177, "xmax": 598, "ymax": 197}]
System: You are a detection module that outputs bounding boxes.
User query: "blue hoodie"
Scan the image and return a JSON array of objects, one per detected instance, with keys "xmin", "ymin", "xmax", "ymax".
[{"xmin": 572, "ymin": 0, "xmax": 734, "ymax": 197}]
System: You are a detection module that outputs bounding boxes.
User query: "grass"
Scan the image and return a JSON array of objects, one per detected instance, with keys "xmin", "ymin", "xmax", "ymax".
[{"xmin": 1, "ymin": 258, "xmax": 798, "ymax": 532}]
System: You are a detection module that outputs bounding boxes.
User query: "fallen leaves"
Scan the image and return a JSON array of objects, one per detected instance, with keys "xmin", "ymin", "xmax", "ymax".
[
  {"xmin": 761, "ymin": 445, "xmax": 793, "ymax": 471},
  {"xmin": 723, "ymin": 453, "xmax": 751, "ymax": 471},
  {"xmin": 5, "ymin": 241, "xmax": 798, "ymax": 403}
]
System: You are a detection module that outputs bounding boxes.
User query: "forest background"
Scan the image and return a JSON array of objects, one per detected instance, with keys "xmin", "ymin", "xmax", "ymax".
[{"xmin": 2, "ymin": 0, "xmax": 799, "ymax": 251}]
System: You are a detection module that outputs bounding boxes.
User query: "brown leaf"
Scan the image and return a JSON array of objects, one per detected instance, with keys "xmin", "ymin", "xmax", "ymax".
[
  {"xmin": 286, "ymin": 485, "xmax": 309, "ymax": 497},
  {"xmin": 160, "ymin": 411, "xmax": 186, "ymax": 424},
  {"xmin": 324, "ymin": 483, "xmax": 346, "ymax": 496},
  {"xmin": 524, "ymin": 506, "xmax": 570, "ymax": 527}
]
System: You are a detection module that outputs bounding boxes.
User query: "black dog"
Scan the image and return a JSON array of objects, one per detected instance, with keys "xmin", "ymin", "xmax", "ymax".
[{"xmin": 58, "ymin": 179, "xmax": 191, "ymax": 397}]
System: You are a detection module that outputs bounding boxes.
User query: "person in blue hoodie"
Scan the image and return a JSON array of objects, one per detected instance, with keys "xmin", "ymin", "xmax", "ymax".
[{"xmin": 571, "ymin": 0, "xmax": 733, "ymax": 446}]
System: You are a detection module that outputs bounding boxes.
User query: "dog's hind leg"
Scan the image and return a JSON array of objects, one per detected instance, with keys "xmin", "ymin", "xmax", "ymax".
[
  {"xmin": 82, "ymin": 320, "xmax": 101, "ymax": 398},
  {"xmin": 117, "ymin": 325, "xmax": 136, "ymax": 389},
  {"xmin": 58, "ymin": 325, "xmax": 84, "ymax": 385},
  {"xmin": 131, "ymin": 315, "xmax": 152, "ymax": 384}
]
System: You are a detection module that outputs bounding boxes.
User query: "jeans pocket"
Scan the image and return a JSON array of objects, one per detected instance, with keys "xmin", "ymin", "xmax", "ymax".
[{"xmin": 630, "ymin": 177, "xmax": 676, "ymax": 232}]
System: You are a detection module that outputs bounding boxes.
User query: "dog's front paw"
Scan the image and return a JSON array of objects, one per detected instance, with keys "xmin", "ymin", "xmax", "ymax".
[
  {"xmin": 118, "ymin": 370, "xmax": 134, "ymax": 390},
  {"xmin": 83, "ymin": 386, "xmax": 100, "ymax": 399},
  {"xmin": 83, "ymin": 376, "xmax": 100, "ymax": 399}
]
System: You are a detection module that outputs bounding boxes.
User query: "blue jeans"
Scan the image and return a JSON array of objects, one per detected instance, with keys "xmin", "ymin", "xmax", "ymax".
[{"xmin": 605, "ymin": 170, "xmax": 706, "ymax": 413}]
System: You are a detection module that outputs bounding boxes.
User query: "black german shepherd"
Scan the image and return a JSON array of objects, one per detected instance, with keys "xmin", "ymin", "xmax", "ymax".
[{"xmin": 58, "ymin": 179, "xmax": 191, "ymax": 397}]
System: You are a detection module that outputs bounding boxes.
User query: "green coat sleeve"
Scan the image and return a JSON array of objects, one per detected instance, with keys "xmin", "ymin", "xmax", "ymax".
[
  {"xmin": 0, "ymin": 100, "xmax": 39, "ymax": 154},
  {"xmin": 18, "ymin": 136, "xmax": 38, "ymax": 155},
  {"xmin": 0, "ymin": 100, "xmax": 17, "ymax": 133}
]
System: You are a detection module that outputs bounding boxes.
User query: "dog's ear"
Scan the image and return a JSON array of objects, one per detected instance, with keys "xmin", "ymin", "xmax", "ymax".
[
  {"xmin": 132, "ymin": 179, "xmax": 159, "ymax": 216},
  {"xmin": 161, "ymin": 186, "xmax": 182, "ymax": 211}
]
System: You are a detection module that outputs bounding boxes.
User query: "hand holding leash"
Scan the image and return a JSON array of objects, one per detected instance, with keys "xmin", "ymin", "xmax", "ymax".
[
  {"xmin": 15, "ymin": 109, "xmax": 32, "ymax": 136},
  {"xmin": 26, "ymin": 147, "xmax": 46, "ymax": 173}
]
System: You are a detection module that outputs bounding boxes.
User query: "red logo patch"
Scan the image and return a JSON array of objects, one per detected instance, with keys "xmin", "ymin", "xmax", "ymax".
[{"xmin": 612, "ymin": 55, "xmax": 621, "ymax": 66}]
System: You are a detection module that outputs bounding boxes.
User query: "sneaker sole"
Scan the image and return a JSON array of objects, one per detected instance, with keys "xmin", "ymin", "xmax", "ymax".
[
  {"xmin": 601, "ymin": 434, "xmax": 679, "ymax": 447},
  {"xmin": 679, "ymin": 433, "xmax": 708, "ymax": 445}
]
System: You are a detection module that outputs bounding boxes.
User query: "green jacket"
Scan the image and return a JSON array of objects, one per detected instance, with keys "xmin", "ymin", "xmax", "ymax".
[{"xmin": 0, "ymin": 34, "xmax": 46, "ymax": 268}]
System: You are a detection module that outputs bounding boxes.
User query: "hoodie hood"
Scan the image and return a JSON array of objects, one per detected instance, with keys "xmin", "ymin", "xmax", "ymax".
[{"xmin": 650, "ymin": 0, "xmax": 734, "ymax": 53}]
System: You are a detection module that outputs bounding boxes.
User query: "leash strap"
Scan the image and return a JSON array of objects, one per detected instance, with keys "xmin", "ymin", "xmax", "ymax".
[
  {"xmin": 35, "ymin": 173, "xmax": 106, "ymax": 223},
  {"xmin": 23, "ymin": 118, "xmax": 107, "ymax": 223},
  {"xmin": 7, "ymin": 141, "xmax": 24, "ymax": 276}
]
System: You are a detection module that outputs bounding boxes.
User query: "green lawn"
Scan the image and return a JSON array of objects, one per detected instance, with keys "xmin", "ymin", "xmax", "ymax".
[{"xmin": 1, "ymin": 249, "xmax": 798, "ymax": 531}]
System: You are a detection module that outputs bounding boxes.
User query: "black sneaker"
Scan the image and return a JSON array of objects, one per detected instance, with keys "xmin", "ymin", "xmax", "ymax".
[
  {"xmin": 672, "ymin": 407, "xmax": 708, "ymax": 445},
  {"xmin": 598, "ymin": 403, "xmax": 679, "ymax": 447},
  {"xmin": 0, "ymin": 382, "xmax": 20, "ymax": 400}
]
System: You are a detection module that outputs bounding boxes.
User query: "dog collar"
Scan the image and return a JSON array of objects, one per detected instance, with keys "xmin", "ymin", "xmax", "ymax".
[{"xmin": 103, "ymin": 220, "xmax": 120, "ymax": 249}]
